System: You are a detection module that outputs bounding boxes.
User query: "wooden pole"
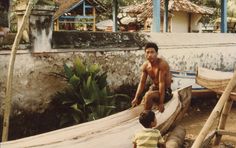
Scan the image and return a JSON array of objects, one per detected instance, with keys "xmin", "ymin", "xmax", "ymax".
[
  {"xmin": 202, "ymin": 130, "xmax": 216, "ymax": 147},
  {"xmin": 213, "ymin": 98, "xmax": 233, "ymax": 145},
  {"xmin": 220, "ymin": 0, "xmax": 227, "ymax": 33},
  {"xmin": 93, "ymin": 7, "xmax": 96, "ymax": 32},
  {"xmin": 216, "ymin": 129, "xmax": 236, "ymax": 137},
  {"xmin": 1, "ymin": 0, "xmax": 38, "ymax": 142},
  {"xmin": 169, "ymin": 17, "xmax": 172, "ymax": 32},
  {"xmin": 112, "ymin": 0, "xmax": 118, "ymax": 32},
  {"xmin": 152, "ymin": 0, "xmax": 161, "ymax": 32},
  {"xmin": 164, "ymin": 0, "xmax": 169, "ymax": 32},
  {"xmin": 56, "ymin": 19, "xmax": 59, "ymax": 31},
  {"xmin": 191, "ymin": 70, "xmax": 236, "ymax": 148}
]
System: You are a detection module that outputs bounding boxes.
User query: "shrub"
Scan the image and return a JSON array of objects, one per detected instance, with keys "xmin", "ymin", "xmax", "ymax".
[{"xmin": 52, "ymin": 58, "xmax": 130, "ymax": 127}]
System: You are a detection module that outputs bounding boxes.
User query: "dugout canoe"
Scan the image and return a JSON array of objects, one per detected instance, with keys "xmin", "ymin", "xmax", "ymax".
[
  {"xmin": 1, "ymin": 86, "xmax": 192, "ymax": 148},
  {"xmin": 196, "ymin": 67, "xmax": 236, "ymax": 100}
]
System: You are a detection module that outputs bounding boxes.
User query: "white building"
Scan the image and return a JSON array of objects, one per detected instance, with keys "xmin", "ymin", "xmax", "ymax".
[{"xmin": 120, "ymin": 0, "xmax": 214, "ymax": 33}]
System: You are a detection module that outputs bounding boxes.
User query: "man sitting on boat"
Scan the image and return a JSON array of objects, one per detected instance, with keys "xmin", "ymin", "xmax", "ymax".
[{"xmin": 131, "ymin": 42, "xmax": 173, "ymax": 112}]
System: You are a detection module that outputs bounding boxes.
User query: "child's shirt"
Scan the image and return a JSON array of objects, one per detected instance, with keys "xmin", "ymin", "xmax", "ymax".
[{"xmin": 133, "ymin": 128, "xmax": 164, "ymax": 148}]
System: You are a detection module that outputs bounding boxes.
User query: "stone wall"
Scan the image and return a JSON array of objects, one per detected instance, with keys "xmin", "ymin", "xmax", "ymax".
[
  {"xmin": 52, "ymin": 31, "xmax": 147, "ymax": 49},
  {"xmin": 0, "ymin": 32, "xmax": 236, "ymax": 113},
  {"xmin": 0, "ymin": 50, "xmax": 145, "ymax": 114}
]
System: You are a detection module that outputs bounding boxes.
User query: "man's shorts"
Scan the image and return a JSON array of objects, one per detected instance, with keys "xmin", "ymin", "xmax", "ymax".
[{"xmin": 149, "ymin": 85, "xmax": 173, "ymax": 103}]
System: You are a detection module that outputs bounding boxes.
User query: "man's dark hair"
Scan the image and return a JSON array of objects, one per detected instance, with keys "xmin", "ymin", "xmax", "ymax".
[
  {"xmin": 144, "ymin": 42, "xmax": 159, "ymax": 52},
  {"xmin": 139, "ymin": 110, "xmax": 155, "ymax": 128}
]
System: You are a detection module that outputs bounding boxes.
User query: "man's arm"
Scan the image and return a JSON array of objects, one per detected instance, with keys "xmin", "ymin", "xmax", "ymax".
[
  {"xmin": 131, "ymin": 70, "xmax": 147, "ymax": 106},
  {"xmin": 158, "ymin": 68, "xmax": 166, "ymax": 112}
]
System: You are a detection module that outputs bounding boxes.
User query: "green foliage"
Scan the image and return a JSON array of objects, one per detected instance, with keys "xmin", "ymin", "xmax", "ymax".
[
  {"xmin": 0, "ymin": 11, "xmax": 8, "ymax": 27},
  {"xmin": 98, "ymin": 0, "xmax": 145, "ymax": 19},
  {"xmin": 189, "ymin": 0, "xmax": 220, "ymax": 25},
  {"xmin": 52, "ymin": 58, "xmax": 130, "ymax": 127},
  {"xmin": 100, "ymin": 0, "xmax": 143, "ymax": 7}
]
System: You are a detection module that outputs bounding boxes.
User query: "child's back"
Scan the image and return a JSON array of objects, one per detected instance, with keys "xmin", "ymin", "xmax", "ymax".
[{"xmin": 132, "ymin": 110, "xmax": 165, "ymax": 148}]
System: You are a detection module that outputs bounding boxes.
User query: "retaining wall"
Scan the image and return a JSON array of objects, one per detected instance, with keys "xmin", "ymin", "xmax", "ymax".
[{"xmin": 0, "ymin": 32, "xmax": 235, "ymax": 113}]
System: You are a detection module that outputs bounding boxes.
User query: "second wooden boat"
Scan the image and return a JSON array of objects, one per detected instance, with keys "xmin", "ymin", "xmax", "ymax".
[{"xmin": 196, "ymin": 67, "xmax": 236, "ymax": 100}]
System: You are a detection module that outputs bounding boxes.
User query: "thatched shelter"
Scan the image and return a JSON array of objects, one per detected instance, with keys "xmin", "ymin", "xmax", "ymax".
[{"xmin": 120, "ymin": 0, "xmax": 214, "ymax": 32}]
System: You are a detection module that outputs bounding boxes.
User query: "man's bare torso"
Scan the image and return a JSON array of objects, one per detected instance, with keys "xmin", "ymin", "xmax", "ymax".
[{"xmin": 142, "ymin": 58, "xmax": 172, "ymax": 88}]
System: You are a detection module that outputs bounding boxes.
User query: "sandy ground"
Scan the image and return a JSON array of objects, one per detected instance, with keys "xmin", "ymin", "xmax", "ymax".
[{"xmin": 180, "ymin": 100, "xmax": 236, "ymax": 147}]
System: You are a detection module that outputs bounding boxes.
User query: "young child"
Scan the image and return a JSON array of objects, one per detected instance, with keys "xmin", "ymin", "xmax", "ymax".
[{"xmin": 133, "ymin": 110, "xmax": 165, "ymax": 148}]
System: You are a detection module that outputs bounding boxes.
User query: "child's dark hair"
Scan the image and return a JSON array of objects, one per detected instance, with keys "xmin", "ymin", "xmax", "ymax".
[
  {"xmin": 144, "ymin": 42, "xmax": 159, "ymax": 52},
  {"xmin": 139, "ymin": 110, "xmax": 155, "ymax": 128}
]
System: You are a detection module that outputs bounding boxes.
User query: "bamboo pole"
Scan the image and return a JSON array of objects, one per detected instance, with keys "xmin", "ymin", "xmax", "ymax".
[
  {"xmin": 201, "ymin": 130, "xmax": 216, "ymax": 148},
  {"xmin": 213, "ymin": 98, "xmax": 233, "ymax": 145},
  {"xmin": 191, "ymin": 70, "xmax": 236, "ymax": 148},
  {"xmin": 2, "ymin": 0, "xmax": 38, "ymax": 142},
  {"xmin": 216, "ymin": 129, "xmax": 236, "ymax": 137}
]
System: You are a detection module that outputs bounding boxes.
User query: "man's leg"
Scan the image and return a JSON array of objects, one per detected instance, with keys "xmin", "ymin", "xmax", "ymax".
[{"xmin": 144, "ymin": 91, "xmax": 160, "ymax": 110}]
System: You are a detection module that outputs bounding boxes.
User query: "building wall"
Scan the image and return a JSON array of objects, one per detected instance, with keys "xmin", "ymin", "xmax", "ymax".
[
  {"xmin": 0, "ymin": 50, "xmax": 145, "ymax": 114},
  {"xmin": 171, "ymin": 12, "xmax": 202, "ymax": 33},
  {"xmin": 171, "ymin": 12, "xmax": 189, "ymax": 33}
]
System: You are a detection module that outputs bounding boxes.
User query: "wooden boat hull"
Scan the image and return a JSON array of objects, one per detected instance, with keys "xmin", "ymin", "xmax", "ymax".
[
  {"xmin": 196, "ymin": 67, "xmax": 236, "ymax": 100},
  {"xmin": 1, "ymin": 86, "xmax": 192, "ymax": 148}
]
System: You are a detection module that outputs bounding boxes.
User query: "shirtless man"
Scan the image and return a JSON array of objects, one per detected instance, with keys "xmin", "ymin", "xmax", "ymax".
[{"xmin": 131, "ymin": 42, "xmax": 172, "ymax": 112}]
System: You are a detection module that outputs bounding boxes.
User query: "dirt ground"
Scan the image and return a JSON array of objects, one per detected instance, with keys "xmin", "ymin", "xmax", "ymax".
[{"xmin": 179, "ymin": 96, "xmax": 236, "ymax": 148}]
